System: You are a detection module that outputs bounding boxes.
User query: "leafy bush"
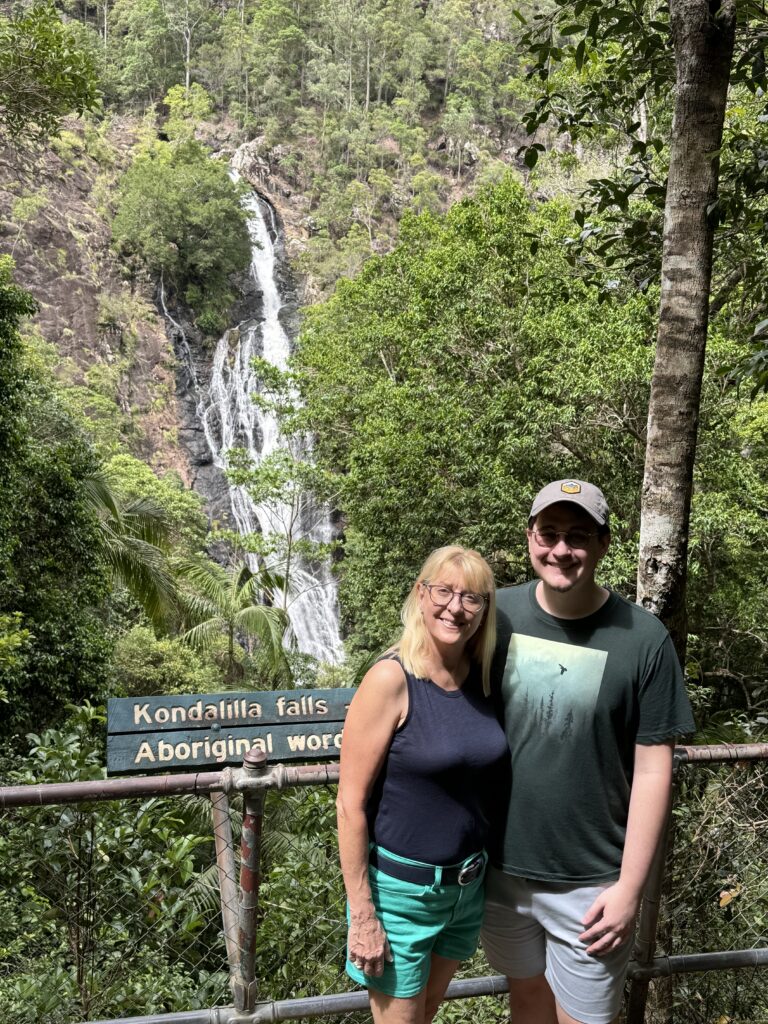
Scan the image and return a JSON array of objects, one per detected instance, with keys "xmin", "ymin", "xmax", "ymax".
[{"xmin": 112, "ymin": 138, "xmax": 251, "ymax": 334}]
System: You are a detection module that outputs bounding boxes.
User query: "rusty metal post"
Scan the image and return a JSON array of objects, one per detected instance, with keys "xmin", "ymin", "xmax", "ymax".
[
  {"xmin": 232, "ymin": 748, "xmax": 267, "ymax": 1014},
  {"xmin": 625, "ymin": 755, "xmax": 681, "ymax": 1024},
  {"xmin": 211, "ymin": 792, "xmax": 240, "ymax": 975}
]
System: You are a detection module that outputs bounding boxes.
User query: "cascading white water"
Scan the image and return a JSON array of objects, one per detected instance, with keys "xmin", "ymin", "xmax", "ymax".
[{"xmin": 196, "ymin": 174, "xmax": 343, "ymax": 665}]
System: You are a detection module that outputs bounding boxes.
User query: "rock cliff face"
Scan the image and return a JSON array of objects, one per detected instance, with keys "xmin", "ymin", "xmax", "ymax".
[
  {"xmin": 229, "ymin": 136, "xmax": 306, "ymax": 335},
  {"xmin": 0, "ymin": 118, "xmax": 194, "ymax": 482}
]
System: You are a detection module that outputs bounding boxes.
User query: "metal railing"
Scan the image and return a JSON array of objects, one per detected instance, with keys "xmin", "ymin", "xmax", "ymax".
[{"xmin": 2, "ymin": 745, "xmax": 768, "ymax": 1024}]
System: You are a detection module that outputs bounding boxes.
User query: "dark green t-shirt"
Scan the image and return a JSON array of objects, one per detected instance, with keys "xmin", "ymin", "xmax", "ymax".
[{"xmin": 493, "ymin": 581, "xmax": 695, "ymax": 884}]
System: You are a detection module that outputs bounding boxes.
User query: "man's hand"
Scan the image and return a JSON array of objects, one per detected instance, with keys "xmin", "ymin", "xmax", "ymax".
[
  {"xmin": 578, "ymin": 881, "xmax": 641, "ymax": 957},
  {"xmin": 348, "ymin": 909, "xmax": 393, "ymax": 976}
]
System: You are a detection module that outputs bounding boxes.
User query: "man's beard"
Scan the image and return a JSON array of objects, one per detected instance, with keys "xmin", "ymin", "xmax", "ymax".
[{"xmin": 547, "ymin": 580, "xmax": 576, "ymax": 593}]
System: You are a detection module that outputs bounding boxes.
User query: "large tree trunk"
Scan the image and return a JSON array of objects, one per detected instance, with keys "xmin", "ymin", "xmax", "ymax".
[
  {"xmin": 632, "ymin": 6, "xmax": 735, "ymax": 1022},
  {"xmin": 637, "ymin": 0, "xmax": 736, "ymax": 664}
]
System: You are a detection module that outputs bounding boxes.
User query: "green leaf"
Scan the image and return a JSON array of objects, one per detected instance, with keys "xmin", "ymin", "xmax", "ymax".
[{"xmin": 575, "ymin": 39, "xmax": 586, "ymax": 71}]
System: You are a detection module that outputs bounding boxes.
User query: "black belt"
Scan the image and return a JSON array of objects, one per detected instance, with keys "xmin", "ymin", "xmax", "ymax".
[{"xmin": 369, "ymin": 849, "xmax": 485, "ymax": 887}]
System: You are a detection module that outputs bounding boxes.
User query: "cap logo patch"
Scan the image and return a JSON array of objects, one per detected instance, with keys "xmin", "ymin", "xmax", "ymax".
[{"xmin": 561, "ymin": 482, "xmax": 581, "ymax": 494}]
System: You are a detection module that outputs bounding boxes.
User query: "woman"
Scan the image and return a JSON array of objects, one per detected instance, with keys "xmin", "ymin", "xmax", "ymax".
[{"xmin": 337, "ymin": 545, "xmax": 509, "ymax": 1024}]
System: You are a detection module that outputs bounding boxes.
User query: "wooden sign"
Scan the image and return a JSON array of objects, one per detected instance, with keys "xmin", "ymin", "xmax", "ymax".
[{"xmin": 107, "ymin": 689, "xmax": 353, "ymax": 775}]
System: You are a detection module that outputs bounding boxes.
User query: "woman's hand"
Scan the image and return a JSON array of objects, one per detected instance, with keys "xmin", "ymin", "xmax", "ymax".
[{"xmin": 348, "ymin": 907, "xmax": 393, "ymax": 977}]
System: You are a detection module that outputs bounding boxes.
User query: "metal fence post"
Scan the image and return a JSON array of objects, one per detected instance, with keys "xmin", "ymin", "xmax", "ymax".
[
  {"xmin": 625, "ymin": 755, "xmax": 682, "ymax": 1024},
  {"xmin": 210, "ymin": 790, "xmax": 240, "ymax": 981},
  {"xmin": 232, "ymin": 749, "xmax": 267, "ymax": 1015}
]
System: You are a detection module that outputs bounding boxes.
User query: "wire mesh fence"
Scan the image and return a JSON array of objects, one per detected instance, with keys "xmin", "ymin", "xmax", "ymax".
[
  {"xmin": 1, "ymin": 751, "xmax": 768, "ymax": 1024},
  {"xmin": 0, "ymin": 792, "xmax": 232, "ymax": 1022},
  {"xmin": 643, "ymin": 757, "xmax": 768, "ymax": 1024}
]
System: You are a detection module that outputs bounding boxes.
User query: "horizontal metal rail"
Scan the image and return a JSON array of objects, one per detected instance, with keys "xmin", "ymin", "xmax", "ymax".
[
  {"xmin": 85, "ymin": 974, "xmax": 512, "ymax": 1024},
  {"xmin": 83, "ymin": 952, "xmax": 768, "ymax": 1024},
  {"xmin": 4, "ymin": 743, "xmax": 768, "ymax": 808},
  {"xmin": 675, "ymin": 743, "xmax": 768, "ymax": 763},
  {"xmin": 248, "ymin": 974, "xmax": 513, "ymax": 1022},
  {"xmin": 627, "ymin": 947, "xmax": 768, "ymax": 980},
  {"xmin": 87, "ymin": 1012, "xmax": 232, "ymax": 1024},
  {"xmin": 0, "ymin": 763, "xmax": 341, "ymax": 808}
]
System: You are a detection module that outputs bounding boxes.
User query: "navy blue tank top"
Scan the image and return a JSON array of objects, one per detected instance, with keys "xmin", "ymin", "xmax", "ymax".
[{"xmin": 365, "ymin": 656, "xmax": 510, "ymax": 864}]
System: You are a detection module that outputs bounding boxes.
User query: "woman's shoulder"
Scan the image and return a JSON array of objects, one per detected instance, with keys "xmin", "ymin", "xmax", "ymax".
[
  {"xmin": 349, "ymin": 653, "xmax": 409, "ymax": 729},
  {"xmin": 358, "ymin": 652, "xmax": 408, "ymax": 698}
]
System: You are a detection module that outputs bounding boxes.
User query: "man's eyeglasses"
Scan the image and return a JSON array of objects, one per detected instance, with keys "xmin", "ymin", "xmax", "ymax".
[
  {"xmin": 531, "ymin": 528, "xmax": 597, "ymax": 549},
  {"xmin": 422, "ymin": 583, "xmax": 488, "ymax": 613}
]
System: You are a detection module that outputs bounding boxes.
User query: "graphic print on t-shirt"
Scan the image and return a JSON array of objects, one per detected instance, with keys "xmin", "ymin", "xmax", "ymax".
[{"xmin": 502, "ymin": 634, "xmax": 607, "ymax": 743}]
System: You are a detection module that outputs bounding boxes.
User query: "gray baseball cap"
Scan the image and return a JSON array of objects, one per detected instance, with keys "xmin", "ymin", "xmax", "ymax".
[{"xmin": 529, "ymin": 479, "xmax": 610, "ymax": 525}]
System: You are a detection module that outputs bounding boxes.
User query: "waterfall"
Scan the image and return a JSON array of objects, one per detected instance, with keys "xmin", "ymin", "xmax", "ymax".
[{"xmin": 184, "ymin": 174, "xmax": 343, "ymax": 666}]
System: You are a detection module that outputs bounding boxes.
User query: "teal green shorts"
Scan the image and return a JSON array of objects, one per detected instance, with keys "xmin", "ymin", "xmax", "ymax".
[{"xmin": 345, "ymin": 846, "xmax": 487, "ymax": 998}]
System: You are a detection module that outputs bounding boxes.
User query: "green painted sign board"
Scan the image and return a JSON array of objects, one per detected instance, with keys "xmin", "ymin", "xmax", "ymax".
[{"xmin": 107, "ymin": 689, "xmax": 353, "ymax": 775}]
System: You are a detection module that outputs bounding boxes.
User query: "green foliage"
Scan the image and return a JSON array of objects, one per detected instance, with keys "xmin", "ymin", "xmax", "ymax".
[
  {"xmin": 10, "ymin": 189, "xmax": 49, "ymax": 253},
  {"xmin": 103, "ymin": 454, "xmax": 207, "ymax": 551},
  {"xmin": 26, "ymin": 286, "xmax": 171, "ymax": 458},
  {"xmin": 112, "ymin": 138, "xmax": 251, "ymax": 333},
  {"xmin": 40, "ymin": 340, "xmax": 132, "ymax": 456},
  {"xmin": 515, "ymin": 0, "xmax": 768, "ymax": 393},
  {"xmin": 95, "ymin": 0, "xmax": 545, "ymax": 289},
  {"xmin": 0, "ymin": 2, "xmax": 98, "ymax": 141},
  {"xmin": 83, "ymin": 469, "xmax": 179, "ymax": 630},
  {"xmin": 0, "ymin": 260, "xmax": 113, "ymax": 738},
  {"xmin": 110, "ymin": 625, "xmax": 223, "ymax": 695},
  {"xmin": 0, "ymin": 258, "xmax": 36, "ymax": 568},
  {"xmin": 106, "ymin": 0, "xmax": 185, "ymax": 104},
  {"xmin": 296, "ymin": 177, "xmax": 650, "ymax": 653},
  {"xmin": 0, "ymin": 705, "xmax": 229, "ymax": 1020},
  {"xmin": 163, "ymin": 83, "xmax": 214, "ymax": 141},
  {"xmin": 177, "ymin": 556, "xmax": 292, "ymax": 686},
  {"xmin": 0, "ymin": 614, "xmax": 30, "ymax": 705},
  {"xmin": 225, "ymin": 362, "xmax": 339, "ymax": 578},
  {"xmin": 684, "ymin": 334, "xmax": 768, "ymax": 719},
  {"xmin": 257, "ymin": 786, "xmax": 345, "ymax": 999}
]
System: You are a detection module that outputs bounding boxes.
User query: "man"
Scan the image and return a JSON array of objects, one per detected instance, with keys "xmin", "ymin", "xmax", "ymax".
[{"xmin": 481, "ymin": 479, "xmax": 695, "ymax": 1024}]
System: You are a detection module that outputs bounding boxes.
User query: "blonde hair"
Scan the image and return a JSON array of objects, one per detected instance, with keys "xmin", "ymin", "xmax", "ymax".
[{"xmin": 395, "ymin": 545, "xmax": 496, "ymax": 696}]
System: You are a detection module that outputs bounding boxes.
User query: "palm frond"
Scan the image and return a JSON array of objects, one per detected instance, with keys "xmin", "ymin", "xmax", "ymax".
[
  {"xmin": 175, "ymin": 555, "xmax": 293, "ymax": 681},
  {"xmin": 182, "ymin": 617, "xmax": 227, "ymax": 651},
  {"xmin": 178, "ymin": 590, "xmax": 221, "ymax": 628},
  {"xmin": 119, "ymin": 495, "xmax": 174, "ymax": 548},
  {"xmin": 83, "ymin": 470, "xmax": 124, "ymax": 524},
  {"xmin": 235, "ymin": 603, "xmax": 288, "ymax": 644},
  {"xmin": 235, "ymin": 604, "xmax": 291, "ymax": 675},
  {"xmin": 175, "ymin": 556, "xmax": 231, "ymax": 604},
  {"xmin": 101, "ymin": 535, "xmax": 177, "ymax": 628},
  {"xmin": 82, "ymin": 470, "xmax": 178, "ymax": 627}
]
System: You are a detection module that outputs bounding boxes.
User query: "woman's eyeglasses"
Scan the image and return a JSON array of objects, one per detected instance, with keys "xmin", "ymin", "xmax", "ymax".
[{"xmin": 422, "ymin": 584, "xmax": 488, "ymax": 613}]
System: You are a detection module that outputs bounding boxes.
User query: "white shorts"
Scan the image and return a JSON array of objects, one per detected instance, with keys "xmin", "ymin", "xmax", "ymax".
[{"xmin": 480, "ymin": 867, "xmax": 634, "ymax": 1024}]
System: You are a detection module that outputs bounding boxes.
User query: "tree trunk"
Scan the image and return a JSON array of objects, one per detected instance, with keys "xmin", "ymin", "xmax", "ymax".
[
  {"xmin": 637, "ymin": 0, "xmax": 736, "ymax": 663},
  {"xmin": 185, "ymin": 28, "xmax": 192, "ymax": 93},
  {"xmin": 365, "ymin": 39, "xmax": 370, "ymax": 112},
  {"xmin": 633, "ymin": 18, "xmax": 735, "ymax": 1022}
]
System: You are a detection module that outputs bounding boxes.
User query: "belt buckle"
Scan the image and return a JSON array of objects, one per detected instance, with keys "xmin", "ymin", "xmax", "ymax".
[{"xmin": 457, "ymin": 854, "xmax": 484, "ymax": 886}]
